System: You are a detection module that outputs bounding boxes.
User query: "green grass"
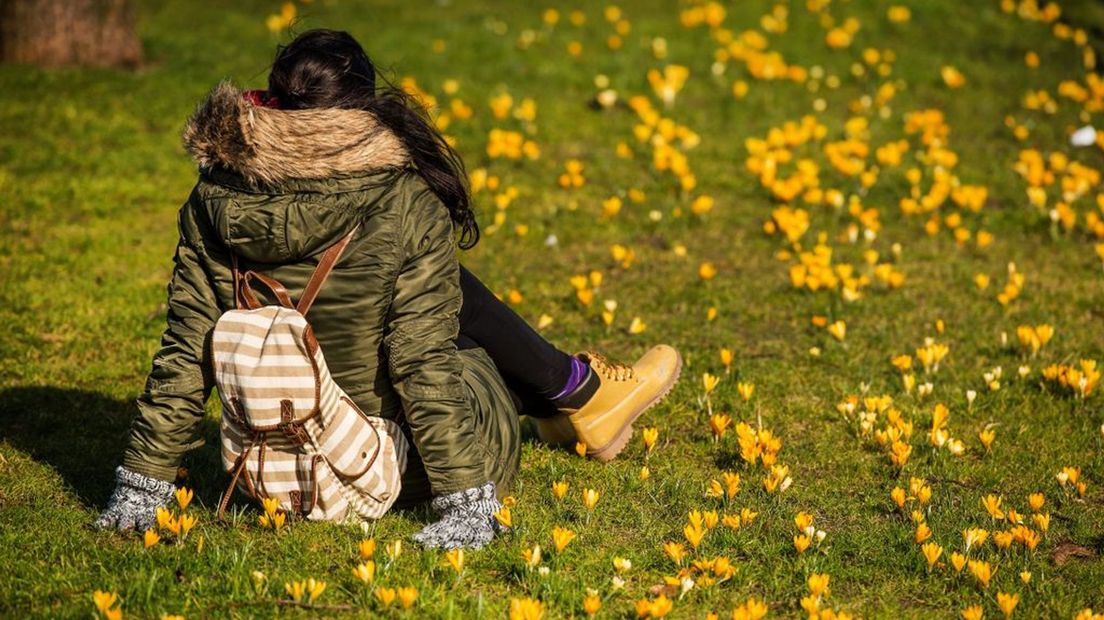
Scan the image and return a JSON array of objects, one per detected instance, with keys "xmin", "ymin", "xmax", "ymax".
[{"xmin": 2, "ymin": 0, "xmax": 1104, "ymax": 618}]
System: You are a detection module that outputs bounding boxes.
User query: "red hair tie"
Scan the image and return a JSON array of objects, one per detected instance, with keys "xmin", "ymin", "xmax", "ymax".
[{"xmin": 242, "ymin": 89, "xmax": 281, "ymax": 109}]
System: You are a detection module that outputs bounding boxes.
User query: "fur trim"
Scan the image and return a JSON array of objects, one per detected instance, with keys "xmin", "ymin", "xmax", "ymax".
[{"xmin": 183, "ymin": 81, "xmax": 409, "ymax": 185}]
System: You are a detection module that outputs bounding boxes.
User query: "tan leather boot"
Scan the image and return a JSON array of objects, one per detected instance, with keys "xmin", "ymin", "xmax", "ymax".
[
  {"xmin": 534, "ymin": 413, "xmax": 576, "ymax": 446},
  {"xmin": 558, "ymin": 345, "xmax": 682, "ymax": 461}
]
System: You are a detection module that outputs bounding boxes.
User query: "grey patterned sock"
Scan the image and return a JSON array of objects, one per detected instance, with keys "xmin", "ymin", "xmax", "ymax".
[
  {"xmin": 412, "ymin": 481, "xmax": 503, "ymax": 550},
  {"xmin": 93, "ymin": 466, "xmax": 176, "ymax": 532}
]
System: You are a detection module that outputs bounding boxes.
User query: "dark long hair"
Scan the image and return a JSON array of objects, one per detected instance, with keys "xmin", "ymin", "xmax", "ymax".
[{"xmin": 268, "ymin": 29, "xmax": 478, "ymax": 249}]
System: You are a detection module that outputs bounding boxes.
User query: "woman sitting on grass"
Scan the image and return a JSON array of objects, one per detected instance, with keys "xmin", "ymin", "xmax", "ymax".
[{"xmin": 94, "ymin": 29, "xmax": 682, "ymax": 549}]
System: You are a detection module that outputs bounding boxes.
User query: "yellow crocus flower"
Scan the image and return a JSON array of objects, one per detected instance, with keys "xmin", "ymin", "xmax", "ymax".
[
  {"xmin": 552, "ymin": 526, "xmax": 576, "ymax": 553},
  {"xmin": 386, "ymin": 540, "xmax": 403, "ymax": 561},
  {"xmin": 352, "ymin": 561, "xmax": 375, "ymax": 584},
  {"xmin": 961, "ymin": 605, "xmax": 983, "ymax": 620},
  {"xmin": 915, "ymin": 522, "xmax": 932, "ymax": 543},
  {"xmin": 950, "ymin": 552, "xmax": 967, "ymax": 572},
  {"xmin": 941, "ymin": 66, "xmax": 966, "ymax": 88},
  {"xmin": 710, "ymin": 413, "xmax": 732, "ymax": 440},
  {"xmin": 583, "ymin": 591, "xmax": 601, "ymax": 616},
  {"xmin": 304, "ymin": 578, "xmax": 325, "ymax": 603},
  {"xmin": 642, "ymin": 427, "xmax": 659, "ymax": 454},
  {"xmin": 684, "ymin": 523, "xmax": 705, "ymax": 549},
  {"xmin": 968, "ymin": 559, "xmax": 993, "ymax": 589},
  {"xmin": 178, "ymin": 513, "xmax": 197, "ymax": 537},
  {"xmin": 261, "ymin": 497, "xmax": 280, "ymax": 517},
  {"xmin": 807, "ymin": 573, "xmax": 830, "ymax": 597},
  {"xmin": 357, "ymin": 538, "xmax": 376, "ymax": 560},
  {"xmin": 156, "ymin": 507, "xmax": 172, "ymax": 531},
  {"xmin": 979, "ymin": 429, "xmax": 996, "ymax": 451},
  {"xmin": 375, "ymin": 587, "xmax": 396, "ymax": 607},
  {"xmin": 1028, "ymin": 493, "xmax": 1045, "ymax": 512},
  {"xmin": 396, "ymin": 586, "xmax": 418, "ymax": 609},
  {"xmin": 964, "ymin": 528, "xmax": 989, "ymax": 551},
  {"xmin": 890, "ymin": 487, "xmax": 906, "ymax": 509},
  {"xmin": 921, "ymin": 542, "xmax": 943, "ymax": 568},
  {"xmin": 981, "ymin": 495, "xmax": 1005, "ymax": 520},
  {"xmin": 737, "ymin": 382, "xmax": 755, "ymax": 402},
  {"xmin": 997, "ymin": 591, "xmax": 1019, "ymax": 617},
  {"xmin": 509, "ymin": 597, "xmax": 544, "ymax": 620},
  {"xmin": 582, "ymin": 488, "xmax": 600, "ymax": 512},
  {"xmin": 794, "ymin": 512, "xmax": 814, "ymax": 532},
  {"xmin": 174, "ymin": 488, "xmax": 193, "ymax": 511},
  {"xmin": 702, "ymin": 373, "xmax": 720, "ymax": 394},
  {"xmin": 722, "ymin": 472, "xmax": 740, "ymax": 499},
  {"xmin": 521, "ymin": 544, "xmax": 541, "ymax": 569},
  {"xmin": 444, "ymin": 548, "xmax": 465, "ymax": 573},
  {"xmin": 284, "ymin": 580, "xmax": 305, "ymax": 603},
  {"xmin": 663, "ymin": 541, "xmax": 686, "ymax": 565},
  {"xmin": 698, "ymin": 261, "xmax": 717, "ymax": 280},
  {"xmin": 1032, "ymin": 513, "xmax": 1050, "ymax": 532},
  {"xmin": 93, "ymin": 590, "xmax": 119, "ymax": 617}
]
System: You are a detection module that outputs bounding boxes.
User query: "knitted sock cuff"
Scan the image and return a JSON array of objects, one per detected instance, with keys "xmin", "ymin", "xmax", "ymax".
[
  {"xmin": 116, "ymin": 466, "xmax": 175, "ymax": 499},
  {"xmin": 430, "ymin": 481, "xmax": 499, "ymax": 515}
]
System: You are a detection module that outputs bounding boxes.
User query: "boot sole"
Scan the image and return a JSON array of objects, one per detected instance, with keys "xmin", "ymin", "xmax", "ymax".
[{"xmin": 587, "ymin": 350, "xmax": 683, "ymax": 462}]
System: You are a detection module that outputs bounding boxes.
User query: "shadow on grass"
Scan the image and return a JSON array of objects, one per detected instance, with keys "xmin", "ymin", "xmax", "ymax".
[
  {"xmin": 0, "ymin": 386, "xmax": 230, "ymax": 510},
  {"xmin": 0, "ymin": 386, "xmax": 511, "ymax": 524},
  {"xmin": 0, "ymin": 386, "xmax": 135, "ymax": 507}
]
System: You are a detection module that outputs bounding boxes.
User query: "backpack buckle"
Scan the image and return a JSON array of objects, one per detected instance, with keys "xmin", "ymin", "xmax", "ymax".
[
  {"xmin": 279, "ymin": 421, "xmax": 310, "ymax": 447},
  {"xmin": 279, "ymin": 399, "xmax": 310, "ymax": 447}
]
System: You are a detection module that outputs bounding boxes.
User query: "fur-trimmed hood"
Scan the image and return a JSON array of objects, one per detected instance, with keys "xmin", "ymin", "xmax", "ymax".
[{"xmin": 183, "ymin": 81, "xmax": 409, "ymax": 186}]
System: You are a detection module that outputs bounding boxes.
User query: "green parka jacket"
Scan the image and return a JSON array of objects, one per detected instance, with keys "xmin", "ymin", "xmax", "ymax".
[{"xmin": 122, "ymin": 82, "xmax": 520, "ymax": 506}]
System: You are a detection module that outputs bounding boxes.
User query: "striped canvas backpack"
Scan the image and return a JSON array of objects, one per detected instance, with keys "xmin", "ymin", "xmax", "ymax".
[{"xmin": 213, "ymin": 226, "xmax": 408, "ymax": 522}]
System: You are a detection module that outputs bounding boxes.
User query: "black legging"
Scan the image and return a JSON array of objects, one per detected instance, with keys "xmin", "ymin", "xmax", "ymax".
[{"xmin": 456, "ymin": 265, "xmax": 570, "ymax": 419}]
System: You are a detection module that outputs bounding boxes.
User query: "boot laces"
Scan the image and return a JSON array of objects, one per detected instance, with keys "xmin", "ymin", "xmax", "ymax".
[{"xmin": 584, "ymin": 351, "xmax": 635, "ymax": 381}]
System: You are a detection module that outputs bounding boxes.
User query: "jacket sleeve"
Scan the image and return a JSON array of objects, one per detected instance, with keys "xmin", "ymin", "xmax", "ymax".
[
  {"xmin": 123, "ymin": 203, "xmax": 220, "ymax": 482},
  {"xmin": 384, "ymin": 186, "xmax": 488, "ymax": 495}
]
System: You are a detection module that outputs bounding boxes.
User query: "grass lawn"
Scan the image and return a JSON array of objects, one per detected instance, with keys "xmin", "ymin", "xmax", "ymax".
[{"xmin": 2, "ymin": 0, "xmax": 1104, "ymax": 617}]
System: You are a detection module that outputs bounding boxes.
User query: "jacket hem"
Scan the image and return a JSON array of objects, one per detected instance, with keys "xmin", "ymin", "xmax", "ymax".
[
  {"xmin": 121, "ymin": 455, "xmax": 179, "ymax": 483},
  {"xmin": 428, "ymin": 472, "xmax": 492, "ymax": 497}
]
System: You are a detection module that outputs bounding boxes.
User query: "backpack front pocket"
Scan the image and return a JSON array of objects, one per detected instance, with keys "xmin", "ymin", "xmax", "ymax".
[{"xmin": 315, "ymin": 396, "xmax": 382, "ymax": 481}]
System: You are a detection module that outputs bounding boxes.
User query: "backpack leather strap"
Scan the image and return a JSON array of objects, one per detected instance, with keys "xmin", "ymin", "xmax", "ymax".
[
  {"xmin": 218, "ymin": 432, "xmax": 258, "ymax": 521},
  {"xmin": 297, "ymin": 225, "xmax": 360, "ymax": 316},
  {"xmin": 239, "ymin": 271, "xmax": 295, "ymax": 310},
  {"xmin": 227, "ymin": 225, "xmax": 358, "ymax": 315},
  {"xmin": 231, "ymin": 252, "xmax": 294, "ymax": 311},
  {"xmin": 230, "ymin": 253, "xmax": 247, "ymax": 310}
]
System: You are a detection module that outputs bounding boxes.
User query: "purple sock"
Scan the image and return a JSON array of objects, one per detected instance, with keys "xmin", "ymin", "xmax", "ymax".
[{"xmin": 552, "ymin": 356, "xmax": 588, "ymax": 400}]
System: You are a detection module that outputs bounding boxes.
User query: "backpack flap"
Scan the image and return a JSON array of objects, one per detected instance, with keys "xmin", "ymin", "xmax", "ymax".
[{"xmin": 211, "ymin": 306, "xmax": 321, "ymax": 431}]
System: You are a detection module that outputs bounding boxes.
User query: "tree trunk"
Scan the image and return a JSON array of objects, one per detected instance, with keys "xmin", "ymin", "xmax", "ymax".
[{"xmin": 0, "ymin": 0, "xmax": 142, "ymax": 69}]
